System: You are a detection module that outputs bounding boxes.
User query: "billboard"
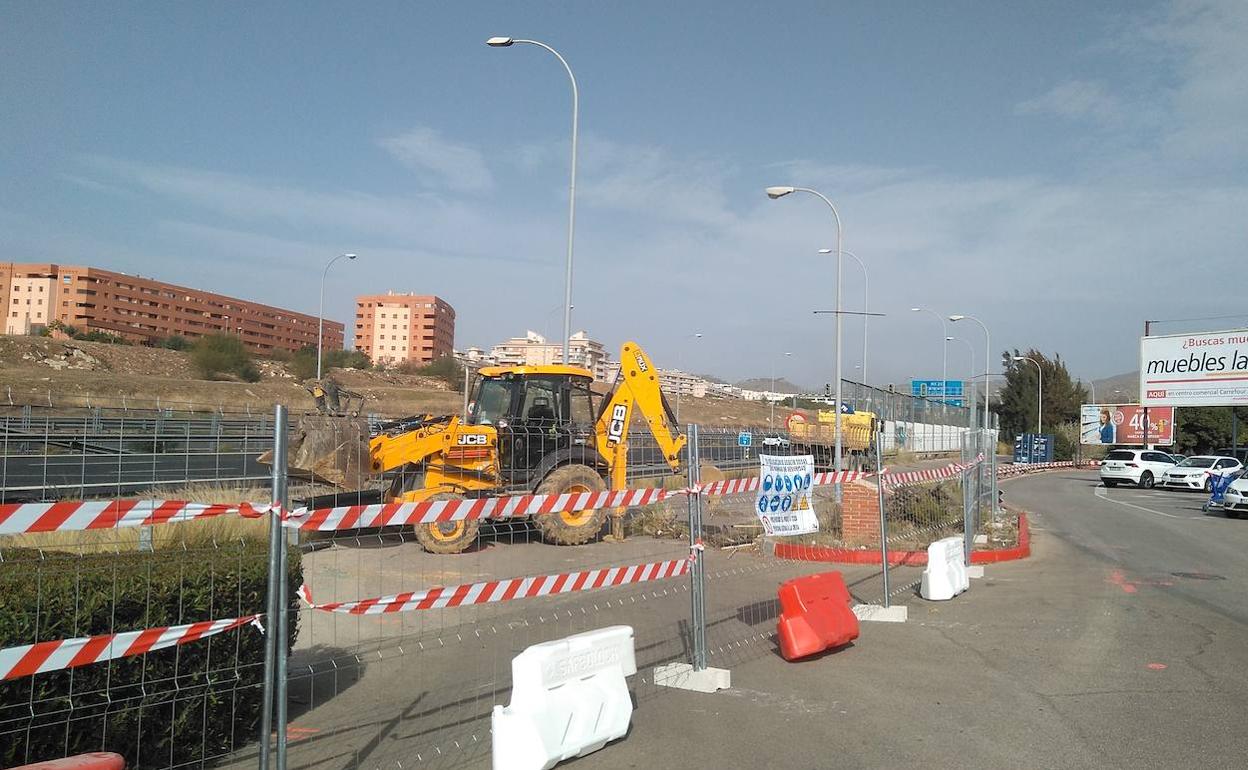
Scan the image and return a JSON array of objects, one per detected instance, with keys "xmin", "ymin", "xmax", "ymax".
[
  {"xmin": 1080, "ymin": 404, "xmax": 1174, "ymax": 446},
  {"xmin": 1140, "ymin": 328, "xmax": 1248, "ymax": 407}
]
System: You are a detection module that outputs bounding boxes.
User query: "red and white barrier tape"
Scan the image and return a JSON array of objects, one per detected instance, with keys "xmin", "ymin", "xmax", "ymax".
[
  {"xmin": 0, "ymin": 614, "xmax": 262, "ymax": 681},
  {"xmin": 0, "ymin": 500, "xmax": 274, "ymax": 536},
  {"xmin": 298, "ymin": 558, "xmax": 690, "ymax": 614},
  {"xmin": 882, "ymin": 454, "xmax": 985, "ymax": 487}
]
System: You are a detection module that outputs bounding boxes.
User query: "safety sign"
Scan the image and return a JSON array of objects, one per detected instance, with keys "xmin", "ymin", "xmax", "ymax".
[
  {"xmin": 738, "ymin": 431, "xmax": 752, "ymax": 447},
  {"xmin": 755, "ymin": 454, "xmax": 819, "ymax": 536}
]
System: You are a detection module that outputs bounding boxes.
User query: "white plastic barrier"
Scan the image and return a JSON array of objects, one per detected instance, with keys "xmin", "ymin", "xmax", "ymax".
[
  {"xmin": 492, "ymin": 625, "xmax": 636, "ymax": 770},
  {"xmin": 920, "ymin": 536, "xmax": 970, "ymax": 601}
]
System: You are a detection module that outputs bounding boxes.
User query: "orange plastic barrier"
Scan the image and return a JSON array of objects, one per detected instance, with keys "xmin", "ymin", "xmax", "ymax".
[
  {"xmin": 11, "ymin": 753, "xmax": 125, "ymax": 770},
  {"xmin": 776, "ymin": 571, "xmax": 860, "ymax": 661}
]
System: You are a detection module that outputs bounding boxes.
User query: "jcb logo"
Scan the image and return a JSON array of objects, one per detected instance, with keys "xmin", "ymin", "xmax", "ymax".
[
  {"xmin": 633, "ymin": 352, "xmax": 649, "ymax": 372},
  {"xmin": 607, "ymin": 404, "xmax": 628, "ymax": 445},
  {"xmin": 457, "ymin": 434, "xmax": 488, "ymax": 445}
]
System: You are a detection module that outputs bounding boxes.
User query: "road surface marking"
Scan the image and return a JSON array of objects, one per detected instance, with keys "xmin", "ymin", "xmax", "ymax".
[{"xmin": 1094, "ymin": 486, "xmax": 1186, "ymax": 519}]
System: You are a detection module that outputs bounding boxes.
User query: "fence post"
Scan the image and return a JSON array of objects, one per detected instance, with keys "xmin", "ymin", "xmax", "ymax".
[
  {"xmin": 260, "ymin": 404, "xmax": 289, "ymax": 770},
  {"xmin": 686, "ymin": 423, "xmax": 707, "ymax": 671},
  {"xmin": 875, "ymin": 425, "xmax": 890, "ymax": 608}
]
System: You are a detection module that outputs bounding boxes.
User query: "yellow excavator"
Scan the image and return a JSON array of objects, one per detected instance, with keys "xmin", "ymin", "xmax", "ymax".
[{"xmin": 285, "ymin": 341, "xmax": 686, "ymax": 553}]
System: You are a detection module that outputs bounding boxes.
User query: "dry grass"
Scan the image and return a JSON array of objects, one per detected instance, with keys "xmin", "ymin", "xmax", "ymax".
[{"xmin": 1, "ymin": 483, "xmax": 271, "ymax": 556}]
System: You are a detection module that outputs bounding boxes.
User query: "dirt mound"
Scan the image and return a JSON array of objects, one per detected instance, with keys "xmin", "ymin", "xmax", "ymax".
[{"xmin": 0, "ymin": 336, "xmax": 197, "ymax": 378}]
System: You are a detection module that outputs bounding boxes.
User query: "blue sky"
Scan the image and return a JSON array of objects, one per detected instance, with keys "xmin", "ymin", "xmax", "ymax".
[{"xmin": 2, "ymin": 1, "xmax": 1244, "ymax": 389}]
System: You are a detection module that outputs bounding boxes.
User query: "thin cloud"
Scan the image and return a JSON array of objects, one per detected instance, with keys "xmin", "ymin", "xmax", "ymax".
[
  {"xmin": 378, "ymin": 126, "xmax": 495, "ymax": 194},
  {"xmin": 1015, "ymin": 80, "xmax": 1123, "ymax": 126}
]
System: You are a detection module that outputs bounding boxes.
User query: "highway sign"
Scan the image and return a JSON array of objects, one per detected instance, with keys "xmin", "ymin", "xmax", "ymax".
[
  {"xmin": 738, "ymin": 431, "xmax": 752, "ymax": 447},
  {"xmin": 911, "ymin": 379, "xmax": 964, "ymax": 400}
]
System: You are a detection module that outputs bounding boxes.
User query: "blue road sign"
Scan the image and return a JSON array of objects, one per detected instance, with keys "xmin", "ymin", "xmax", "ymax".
[
  {"xmin": 911, "ymin": 379, "xmax": 965, "ymax": 402},
  {"xmin": 738, "ymin": 431, "xmax": 752, "ymax": 447}
]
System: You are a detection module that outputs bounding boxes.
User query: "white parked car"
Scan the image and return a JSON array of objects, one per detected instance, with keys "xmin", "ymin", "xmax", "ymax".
[
  {"xmin": 1159, "ymin": 456, "xmax": 1243, "ymax": 491},
  {"xmin": 1220, "ymin": 474, "xmax": 1248, "ymax": 518},
  {"xmin": 1099, "ymin": 449, "xmax": 1179, "ymax": 489}
]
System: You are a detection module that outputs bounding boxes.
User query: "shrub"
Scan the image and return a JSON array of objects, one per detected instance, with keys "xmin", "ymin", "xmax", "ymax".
[
  {"xmin": 0, "ymin": 540, "xmax": 301, "ymax": 769},
  {"xmin": 158, "ymin": 335, "xmax": 190, "ymax": 351},
  {"xmin": 405, "ymin": 355, "xmax": 465, "ymax": 392},
  {"xmin": 289, "ymin": 347, "xmax": 370, "ymax": 381},
  {"xmin": 191, "ymin": 334, "xmax": 261, "ymax": 382}
]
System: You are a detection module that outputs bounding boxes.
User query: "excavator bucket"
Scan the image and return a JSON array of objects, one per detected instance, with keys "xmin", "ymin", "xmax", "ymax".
[{"xmin": 261, "ymin": 414, "xmax": 373, "ymax": 489}]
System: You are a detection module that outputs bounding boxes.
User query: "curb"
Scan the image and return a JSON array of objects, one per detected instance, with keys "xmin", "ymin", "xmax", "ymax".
[{"xmin": 773, "ymin": 512, "xmax": 1031, "ymax": 565}]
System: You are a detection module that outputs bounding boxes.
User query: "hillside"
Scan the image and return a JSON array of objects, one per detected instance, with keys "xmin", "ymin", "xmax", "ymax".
[
  {"xmin": 734, "ymin": 377, "xmax": 806, "ymax": 394},
  {"xmin": 0, "ymin": 336, "xmax": 787, "ymax": 426}
]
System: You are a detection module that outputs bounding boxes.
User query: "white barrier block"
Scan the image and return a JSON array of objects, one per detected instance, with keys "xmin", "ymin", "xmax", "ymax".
[
  {"xmin": 492, "ymin": 625, "xmax": 636, "ymax": 770},
  {"xmin": 920, "ymin": 536, "xmax": 969, "ymax": 601}
]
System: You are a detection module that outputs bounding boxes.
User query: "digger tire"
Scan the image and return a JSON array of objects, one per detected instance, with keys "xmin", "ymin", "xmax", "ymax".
[
  {"xmin": 534, "ymin": 464, "xmax": 609, "ymax": 545},
  {"xmin": 413, "ymin": 492, "xmax": 480, "ymax": 554}
]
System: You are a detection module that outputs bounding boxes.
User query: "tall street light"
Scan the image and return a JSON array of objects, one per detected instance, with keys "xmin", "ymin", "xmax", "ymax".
[
  {"xmin": 1013, "ymin": 355, "xmax": 1043, "ymax": 434},
  {"xmin": 487, "ymin": 36, "xmax": 579, "ymax": 364},
  {"xmin": 949, "ymin": 314, "xmax": 991, "ymax": 430},
  {"xmin": 675, "ymin": 332, "xmax": 703, "ymax": 422},
  {"xmin": 946, "ymin": 336, "xmax": 976, "ymax": 425},
  {"xmin": 911, "ymin": 307, "xmax": 948, "ymax": 408},
  {"xmin": 317, "ymin": 253, "xmax": 357, "ymax": 380},
  {"xmin": 819, "ymin": 248, "xmax": 867, "ymax": 384},
  {"xmin": 770, "ymin": 351, "xmax": 793, "ymax": 429},
  {"xmin": 766, "ymin": 186, "xmax": 845, "ymax": 479}
]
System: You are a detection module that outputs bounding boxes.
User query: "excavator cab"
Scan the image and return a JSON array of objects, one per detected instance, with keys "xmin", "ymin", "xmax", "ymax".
[{"xmin": 467, "ymin": 366, "xmax": 600, "ymax": 487}]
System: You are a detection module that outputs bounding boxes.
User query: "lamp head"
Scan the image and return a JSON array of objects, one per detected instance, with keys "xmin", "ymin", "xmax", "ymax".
[
  {"xmin": 817, "ymin": 248, "xmax": 834, "ymax": 255},
  {"xmin": 949, "ymin": 314, "xmax": 966, "ymax": 322},
  {"xmin": 910, "ymin": 307, "xmax": 922, "ymax": 312},
  {"xmin": 945, "ymin": 336, "xmax": 955, "ymax": 341},
  {"xmin": 344, "ymin": 253, "xmax": 358, "ymax": 260},
  {"xmin": 486, "ymin": 36, "xmax": 514, "ymax": 47},
  {"xmin": 765, "ymin": 186, "xmax": 795, "ymax": 199},
  {"xmin": 1012, "ymin": 356, "xmax": 1025, "ymax": 362}
]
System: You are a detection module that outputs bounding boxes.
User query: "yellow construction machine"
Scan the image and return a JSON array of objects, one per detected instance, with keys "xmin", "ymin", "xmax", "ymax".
[{"xmin": 286, "ymin": 341, "xmax": 686, "ymax": 553}]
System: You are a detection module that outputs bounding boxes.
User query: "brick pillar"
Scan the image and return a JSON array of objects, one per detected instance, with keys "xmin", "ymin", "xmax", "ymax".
[{"xmin": 841, "ymin": 480, "xmax": 880, "ymax": 545}]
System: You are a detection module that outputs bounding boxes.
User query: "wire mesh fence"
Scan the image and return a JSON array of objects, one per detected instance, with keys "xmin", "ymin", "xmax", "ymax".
[{"xmin": 1, "ymin": 395, "xmax": 1008, "ymax": 770}]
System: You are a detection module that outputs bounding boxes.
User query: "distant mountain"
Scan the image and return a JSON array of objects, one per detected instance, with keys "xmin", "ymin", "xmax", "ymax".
[
  {"xmin": 695, "ymin": 373, "xmax": 728, "ymax": 384},
  {"xmin": 734, "ymin": 377, "xmax": 806, "ymax": 394},
  {"xmin": 1089, "ymin": 371, "xmax": 1139, "ymax": 403}
]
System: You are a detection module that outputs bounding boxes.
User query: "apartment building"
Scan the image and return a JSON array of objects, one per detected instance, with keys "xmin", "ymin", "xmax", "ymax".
[
  {"xmin": 354, "ymin": 292, "xmax": 455, "ymax": 366},
  {"xmin": 489, "ymin": 330, "xmax": 609, "ymax": 380},
  {"xmin": 657, "ymin": 369, "xmax": 710, "ymax": 398},
  {"xmin": 0, "ymin": 262, "xmax": 342, "ymax": 354}
]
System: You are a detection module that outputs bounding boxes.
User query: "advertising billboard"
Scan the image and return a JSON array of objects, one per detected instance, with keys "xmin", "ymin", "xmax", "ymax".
[
  {"xmin": 1080, "ymin": 404, "xmax": 1174, "ymax": 446},
  {"xmin": 1140, "ymin": 328, "xmax": 1248, "ymax": 407}
]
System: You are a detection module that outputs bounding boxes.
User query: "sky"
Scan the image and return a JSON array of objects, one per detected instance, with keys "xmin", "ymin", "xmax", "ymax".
[{"xmin": 2, "ymin": 0, "xmax": 1244, "ymax": 390}]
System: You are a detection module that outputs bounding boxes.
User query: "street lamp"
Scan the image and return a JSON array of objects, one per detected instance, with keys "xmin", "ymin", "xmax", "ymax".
[
  {"xmin": 947, "ymin": 336, "xmax": 976, "ymax": 428},
  {"xmin": 675, "ymin": 332, "xmax": 703, "ymax": 421},
  {"xmin": 949, "ymin": 314, "xmax": 991, "ymax": 430},
  {"xmin": 1013, "ymin": 356, "xmax": 1043, "ymax": 434},
  {"xmin": 911, "ymin": 307, "xmax": 948, "ymax": 407},
  {"xmin": 488, "ymin": 36, "xmax": 579, "ymax": 364},
  {"xmin": 770, "ymin": 351, "xmax": 793, "ymax": 429},
  {"xmin": 766, "ymin": 186, "xmax": 845, "ymax": 479},
  {"xmin": 317, "ymin": 253, "xmax": 357, "ymax": 380},
  {"xmin": 819, "ymin": 248, "xmax": 867, "ymax": 384}
]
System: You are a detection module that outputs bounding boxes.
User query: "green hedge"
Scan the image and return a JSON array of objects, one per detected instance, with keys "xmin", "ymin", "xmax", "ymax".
[{"xmin": 0, "ymin": 541, "xmax": 301, "ymax": 769}]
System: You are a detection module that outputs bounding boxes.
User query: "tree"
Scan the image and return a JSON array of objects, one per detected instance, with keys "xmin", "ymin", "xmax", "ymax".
[
  {"xmin": 191, "ymin": 334, "xmax": 260, "ymax": 382},
  {"xmin": 994, "ymin": 349, "xmax": 1088, "ymax": 438},
  {"xmin": 1173, "ymin": 407, "xmax": 1248, "ymax": 455}
]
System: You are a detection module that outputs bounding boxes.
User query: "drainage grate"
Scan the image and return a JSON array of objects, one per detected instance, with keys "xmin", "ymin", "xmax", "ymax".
[{"xmin": 1170, "ymin": 572, "xmax": 1226, "ymax": 581}]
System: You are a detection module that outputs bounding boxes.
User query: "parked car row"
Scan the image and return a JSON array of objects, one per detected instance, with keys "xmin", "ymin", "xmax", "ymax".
[{"xmin": 1099, "ymin": 449, "xmax": 1243, "ymax": 491}]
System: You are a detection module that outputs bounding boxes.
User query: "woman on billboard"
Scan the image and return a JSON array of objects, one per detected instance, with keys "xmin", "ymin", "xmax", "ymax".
[{"xmin": 1098, "ymin": 408, "xmax": 1115, "ymax": 445}]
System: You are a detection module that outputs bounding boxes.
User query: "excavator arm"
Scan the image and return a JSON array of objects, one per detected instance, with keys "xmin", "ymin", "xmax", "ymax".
[{"xmin": 594, "ymin": 341, "xmax": 687, "ymax": 490}]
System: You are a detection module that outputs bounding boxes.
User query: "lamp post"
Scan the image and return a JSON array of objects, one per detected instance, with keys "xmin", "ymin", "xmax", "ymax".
[
  {"xmin": 766, "ymin": 186, "xmax": 845, "ymax": 480},
  {"xmin": 317, "ymin": 253, "xmax": 357, "ymax": 380},
  {"xmin": 1013, "ymin": 356, "xmax": 1043, "ymax": 434},
  {"xmin": 488, "ymin": 36, "xmax": 578, "ymax": 364},
  {"xmin": 949, "ymin": 314, "xmax": 991, "ymax": 430},
  {"xmin": 770, "ymin": 351, "xmax": 793, "ymax": 429},
  {"xmin": 675, "ymin": 332, "xmax": 703, "ymax": 421},
  {"xmin": 819, "ymin": 248, "xmax": 867, "ymax": 384},
  {"xmin": 911, "ymin": 307, "xmax": 948, "ymax": 407}
]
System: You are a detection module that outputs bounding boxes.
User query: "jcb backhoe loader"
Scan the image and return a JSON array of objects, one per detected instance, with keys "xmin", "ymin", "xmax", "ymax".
[{"xmin": 284, "ymin": 341, "xmax": 686, "ymax": 553}]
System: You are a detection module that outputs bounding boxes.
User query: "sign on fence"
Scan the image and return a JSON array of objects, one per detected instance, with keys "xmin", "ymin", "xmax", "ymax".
[
  {"xmin": 1080, "ymin": 404, "xmax": 1174, "ymax": 445},
  {"xmin": 756, "ymin": 454, "xmax": 818, "ymax": 536},
  {"xmin": 1140, "ymin": 329, "xmax": 1248, "ymax": 407}
]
